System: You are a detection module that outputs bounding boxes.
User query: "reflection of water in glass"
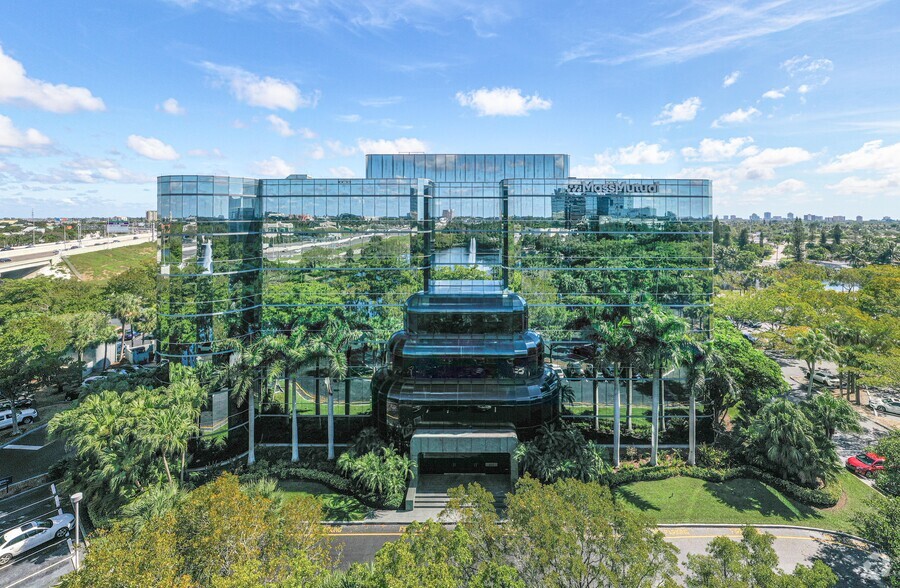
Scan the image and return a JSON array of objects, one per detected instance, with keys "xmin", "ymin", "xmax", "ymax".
[
  {"xmin": 434, "ymin": 246, "xmax": 500, "ymax": 273},
  {"xmin": 468, "ymin": 237, "xmax": 476, "ymax": 265}
]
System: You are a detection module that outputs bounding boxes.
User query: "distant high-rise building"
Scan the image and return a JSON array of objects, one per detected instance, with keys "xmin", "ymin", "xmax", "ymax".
[
  {"xmin": 832, "ymin": 215, "xmax": 845, "ymax": 222},
  {"xmin": 146, "ymin": 210, "xmax": 158, "ymax": 222},
  {"xmin": 750, "ymin": 213, "xmax": 760, "ymax": 221},
  {"xmin": 787, "ymin": 212, "xmax": 794, "ymax": 220},
  {"xmin": 856, "ymin": 215, "xmax": 863, "ymax": 222},
  {"xmin": 763, "ymin": 212, "xmax": 772, "ymax": 221}
]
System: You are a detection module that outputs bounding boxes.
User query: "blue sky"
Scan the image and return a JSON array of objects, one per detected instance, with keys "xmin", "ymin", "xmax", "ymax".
[{"xmin": 0, "ymin": 0, "xmax": 898, "ymax": 218}]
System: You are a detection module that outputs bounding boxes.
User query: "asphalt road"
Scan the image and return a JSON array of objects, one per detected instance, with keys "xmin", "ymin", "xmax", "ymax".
[
  {"xmin": 0, "ymin": 234, "xmax": 153, "ymax": 270},
  {"xmin": 0, "ymin": 483, "xmax": 76, "ymax": 588},
  {"xmin": 329, "ymin": 523, "xmax": 890, "ymax": 585}
]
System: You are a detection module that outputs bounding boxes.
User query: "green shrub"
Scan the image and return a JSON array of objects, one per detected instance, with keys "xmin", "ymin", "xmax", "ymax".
[{"xmin": 697, "ymin": 443, "xmax": 732, "ymax": 469}]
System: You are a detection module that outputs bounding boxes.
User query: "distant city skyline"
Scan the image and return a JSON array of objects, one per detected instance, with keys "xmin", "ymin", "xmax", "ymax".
[{"xmin": 0, "ymin": 1, "xmax": 899, "ymax": 219}]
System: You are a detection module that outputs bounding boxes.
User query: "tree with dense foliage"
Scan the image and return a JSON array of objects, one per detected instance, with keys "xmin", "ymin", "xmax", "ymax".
[
  {"xmin": 338, "ymin": 446, "xmax": 412, "ymax": 502},
  {"xmin": 855, "ymin": 497, "xmax": 900, "ymax": 587},
  {"xmin": 583, "ymin": 312, "xmax": 635, "ymax": 465},
  {"xmin": 632, "ymin": 305, "xmax": 688, "ymax": 465},
  {"xmin": 0, "ymin": 314, "xmax": 68, "ymax": 435},
  {"xmin": 683, "ymin": 340, "xmax": 735, "ymax": 462},
  {"xmin": 60, "ymin": 473, "xmax": 334, "ymax": 588},
  {"xmin": 49, "ymin": 373, "xmax": 204, "ymax": 520},
  {"xmin": 685, "ymin": 526, "xmax": 837, "ymax": 588},
  {"xmin": 872, "ymin": 430, "xmax": 900, "ymax": 496},
  {"xmin": 67, "ymin": 311, "xmax": 117, "ymax": 364},
  {"xmin": 741, "ymin": 398, "xmax": 839, "ymax": 486},
  {"xmin": 790, "ymin": 219, "xmax": 805, "ymax": 262},
  {"xmin": 794, "ymin": 329, "xmax": 840, "ymax": 397}
]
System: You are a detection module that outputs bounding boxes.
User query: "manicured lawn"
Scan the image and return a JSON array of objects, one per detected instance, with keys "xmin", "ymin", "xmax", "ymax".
[
  {"xmin": 278, "ymin": 480, "xmax": 372, "ymax": 521},
  {"xmin": 613, "ymin": 471, "xmax": 880, "ymax": 533},
  {"xmin": 67, "ymin": 242, "xmax": 155, "ymax": 280}
]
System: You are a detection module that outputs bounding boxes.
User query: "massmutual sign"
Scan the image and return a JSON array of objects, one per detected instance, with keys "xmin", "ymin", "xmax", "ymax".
[{"xmin": 566, "ymin": 181, "xmax": 660, "ymax": 195}]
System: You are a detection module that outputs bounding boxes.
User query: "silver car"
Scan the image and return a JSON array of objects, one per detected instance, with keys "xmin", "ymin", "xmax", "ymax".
[{"xmin": 0, "ymin": 514, "xmax": 75, "ymax": 565}]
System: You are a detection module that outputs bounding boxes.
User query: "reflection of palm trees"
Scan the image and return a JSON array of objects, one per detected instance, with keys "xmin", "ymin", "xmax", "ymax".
[
  {"xmin": 632, "ymin": 305, "xmax": 688, "ymax": 466},
  {"xmin": 584, "ymin": 313, "xmax": 635, "ymax": 468}
]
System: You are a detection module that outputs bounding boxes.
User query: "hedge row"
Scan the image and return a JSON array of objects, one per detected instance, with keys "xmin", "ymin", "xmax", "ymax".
[
  {"xmin": 604, "ymin": 465, "xmax": 840, "ymax": 508},
  {"xmin": 240, "ymin": 459, "xmax": 403, "ymax": 511}
]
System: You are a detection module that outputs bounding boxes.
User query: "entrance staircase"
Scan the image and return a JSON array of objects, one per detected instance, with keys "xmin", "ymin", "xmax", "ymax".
[{"xmin": 413, "ymin": 473, "xmax": 509, "ymax": 510}]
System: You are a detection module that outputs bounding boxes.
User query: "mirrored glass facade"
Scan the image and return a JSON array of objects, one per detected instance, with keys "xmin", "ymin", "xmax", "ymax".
[{"xmin": 158, "ymin": 155, "xmax": 712, "ymax": 437}]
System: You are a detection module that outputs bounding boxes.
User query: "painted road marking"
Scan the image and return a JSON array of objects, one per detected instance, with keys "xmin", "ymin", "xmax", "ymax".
[{"xmin": 2, "ymin": 444, "xmax": 45, "ymax": 451}]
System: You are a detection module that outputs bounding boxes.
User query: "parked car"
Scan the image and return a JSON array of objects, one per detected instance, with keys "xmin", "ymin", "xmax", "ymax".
[
  {"xmin": 804, "ymin": 370, "xmax": 839, "ymax": 388},
  {"xmin": 550, "ymin": 364, "xmax": 566, "ymax": 381},
  {"xmin": 0, "ymin": 258, "xmax": 12, "ymax": 263},
  {"xmin": 0, "ymin": 514, "xmax": 75, "ymax": 565},
  {"xmin": 0, "ymin": 246, "xmax": 11, "ymax": 251},
  {"xmin": 870, "ymin": 398, "xmax": 900, "ymax": 416},
  {"xmin": 564, "ymin": 362, "xmax": 586, "ymax": 378},
  {"xmin": 80, "ymin": 375, "xmax": 107, "ymax": 388},
  {"xmin": 0, "ymin": 408, "xmax": 39, "ymax": 430},
  {"xmin": 846, "ymin": 452, "xmax": 885, "ymax": 478},
  {"xmin": 0, "ymin": 394, "xmax": 34, "ymax": 411}
]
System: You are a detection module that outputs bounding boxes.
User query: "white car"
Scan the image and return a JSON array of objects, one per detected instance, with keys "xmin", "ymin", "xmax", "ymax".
[
  {"xmin": 871, "ymin": 399, "xmax": 900, "ymax": 416},
  {"xmin": 0, "ymin": 514, "xmax": 75, "ymax": 565},
  {"xmin": 80, "ymin": 375, "xmax": 106, "ymax": 387},
  {"xmin": 550, "ymin": 364, "xmax": 566, "ymax": 381},
  {"xmin": 0, "ymin": 408, "xmax": 38, "ymax": 430}
]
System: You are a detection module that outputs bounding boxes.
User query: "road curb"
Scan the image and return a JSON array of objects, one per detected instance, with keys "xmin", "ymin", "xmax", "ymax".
[
  {"xmin": 323, "ymin": 519, "xmax": 881, "ymax": 549},
  {"xmin": 0, "ymin": 424, "xmax": 48, "ymax": 449}
]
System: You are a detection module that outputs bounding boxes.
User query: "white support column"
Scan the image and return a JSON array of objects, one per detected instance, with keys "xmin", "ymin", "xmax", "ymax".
[
  {"xmin": 291, "ymin": 380, "xmax": 299, "ymax": 462},
  {"xmin": 247, "ymin": 389, "xmax": 256, "ymax": 466},
  {"xmin": 650, "ymin": 369, "xmax": 659, "ymax": 466},
  {"xmin": 688, "ymin": 393, "xmax": 697, "ymax": 466},
  {"xmin": 613, "ymin": 373, "xmax": 621, "ymax": 468}
]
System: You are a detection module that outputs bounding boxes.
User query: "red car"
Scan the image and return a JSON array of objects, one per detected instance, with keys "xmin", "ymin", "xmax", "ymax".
[{"xmin": 846, "ymin": 452, "xmax": 885, "ymax": 478}]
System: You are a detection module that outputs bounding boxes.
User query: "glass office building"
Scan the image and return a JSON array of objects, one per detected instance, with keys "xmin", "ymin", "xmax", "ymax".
[{"xmin": 157, "ymin": 154, "xmax": 712, "ymax": 443}]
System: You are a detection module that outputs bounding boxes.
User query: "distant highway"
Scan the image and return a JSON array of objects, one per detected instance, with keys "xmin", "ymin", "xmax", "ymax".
[{"xmin": 0, "ymin": 233, "xmax": 154, "ymax": 277}]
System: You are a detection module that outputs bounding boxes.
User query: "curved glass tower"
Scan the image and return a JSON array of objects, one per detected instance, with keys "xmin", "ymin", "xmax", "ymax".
[{"xmin": 372, "ymin": 286, "xmax": 561, "ymax": 439}]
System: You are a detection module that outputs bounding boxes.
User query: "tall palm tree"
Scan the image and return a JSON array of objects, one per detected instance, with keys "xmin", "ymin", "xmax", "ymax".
[
  {"xmin": 803, "ymin": 393, "xmax": 862, "ymax": 440},
  {"xmin": 271, "ymin": 328, "xmax": 309, "ymax": 462},
  {"xmin": 294, "ymin": 320, "xmax": 358, "ymax": 460},
  {"xmin": 583, "ymin": 313, "xmax": 635, "ymax": 467},
  {"xmin": 109, "ymin": 293, "xmax": 144, "ymax": 361},
  {"xmin": 632, "ymin": 305, "xmax": 688, "ymax": 466},
  {"xmin": 141, "ymin": 406, "xmax": 195, "ymax": 484},
  {"xmin": 683, "ymin": 341, "xmax": 735, "ymax": 465},
  {"xmin": 794, "ymin": 329, "xmax": 840, "ymax": 397},
  {"xmin": 215, "ymin": 337, "xmax": 282, "ymax": 465}
]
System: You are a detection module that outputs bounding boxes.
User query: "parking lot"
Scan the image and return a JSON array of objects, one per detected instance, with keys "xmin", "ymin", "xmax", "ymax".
[{"xmin": 0, "ymin": 483, "xmax": 77, "ymax": 588}]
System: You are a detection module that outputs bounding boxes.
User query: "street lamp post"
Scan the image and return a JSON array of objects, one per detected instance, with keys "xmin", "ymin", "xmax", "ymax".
[{"xmin": 70, "ymin": 492, "xmax": 83, "ymax": 570}]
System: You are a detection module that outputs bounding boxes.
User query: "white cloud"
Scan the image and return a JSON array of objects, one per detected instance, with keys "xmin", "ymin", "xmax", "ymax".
[
  {"xmin": 739, "ymin": 146, "xmax": 813, "ymax": 179},
  {"xmin": 0, "ymin": 114, "xmax": 51, "ymax": 149},
  {"xmin": 309, "ymin": 145, "xmax": 325, "ymax": 160},
  {"xmin": 744, "ymin": 178, "xmax": 808, "ymax": 198},
  {"xmin": 232, "ymin": 119, "xmax": 247, "ymax": 129},
  {"xmin": 653, "ymin": 97, "xmax": 701, "ymax": 125},
  {"xmin": 328, "ymin": 166, "xmax": 356, "ymax": 178},
  {"xmin": 455, "ymin": 87, "xmax": 551, "ymax": 117},
  {"xmin": 200, "ymin": 62, "xmax": 319, "ymax": 111},
  {"xmin": 187, "ymin": 148, "xmax": 223, "ymax": 158},
  {"xmin": 127, "ymin": 135, "xmax": 179, "ymax": 160},
  {"xmin": 762, "ymin": 87, "xmax": 788, "ymax": 99},
  {"xmin": 357, "ymin": 137, "xmax": 427, "ymax": 154},
  {"xmin": 616, "ymin": 112, "xmax": 633, "ymax": 125},
  {"xmin": 712, "ymin": 107, "xmax": 761, "ymax": 127},
  {"xmin": 722, "ymin": 71, "xmax": 741, "ymax": 87},
  {"xmin": 0, "ymin": 45, "xmax": 105, "ymax": 113},
  {"xmin": 157, "ymin": 98, "xmax": 186, "ymax": 115},
  {"xmin": 616, "ymin": 142, "xmax": 673, "ymax": 165},
  {"xmin": 326, "ymin": 140, "xmax": 358, "ymax": 156},
  {"xmin": 573, "ymin": 142, "xmax": 673, "ymax": 176},
  {"xmin": 253, "ymin": 156, "xmax": 293, "ymax": 177},
  {"xmin": 266, "ymin": 114, "xmax": 316, "ymax": 138},
  {"xmin": 561, "ymin": 1, "xmax": 878, "ymax": 65},
  {"xmin": 825, "ymin": 176, "xmax": 898, "ymax": 194},
  {"xmin": 681, "ymin": 137, "xmax": 755, "ymax": 162},
  {"xmin": 818, "ymin": 140, "xmax": 900, "ymax": 174},
  {"xmin": 337, "ymin": 114, "xmax": 362, "ymax": 122},
  {"xmin": 781, "ymin": 55, "xmax": 832, "ymax": 93}
]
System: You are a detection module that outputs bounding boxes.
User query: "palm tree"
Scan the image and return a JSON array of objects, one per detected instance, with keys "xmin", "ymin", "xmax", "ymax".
[
  {"xmin": 632, "ymin": 305, "xmax": 688, "ymax": 466},
  {"xmin": 141, "ymin": 406, "xmax": 195, "ymax": 484},
  {"xmin": 109, "ymin": 293, "xmax": 144, "ymax": 361},
  {"xmin": 683, "ymin": 341, "xmax": 735, "ymax": 464},
  {"xmin": 294, "ymin": 320, "xmax": 358, "ymax": 460},
  {"xmin": 794, "ymin": 329, "xmax": 840, "ymax": 397},
  {"xmin": 841, "ymin": 242, "xmax": 869, "ymax": 268},
  {"xmin": 583, "ymin": 313, "xmax": 635, "ymax": 467},
  {"xmin": 215, "ymin": 337, "xmax": 282, "ymax": 465},
  {"xmin": 803, "ymin": 393, "xmax": 862, "ymax": 440},
  {"xmin": 270, "ymin": 328, "xmax": 309, "ymax": 462},
  {"xmin": 68, "ymin": 312, "xmax": 117, "ymax": 364}
]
